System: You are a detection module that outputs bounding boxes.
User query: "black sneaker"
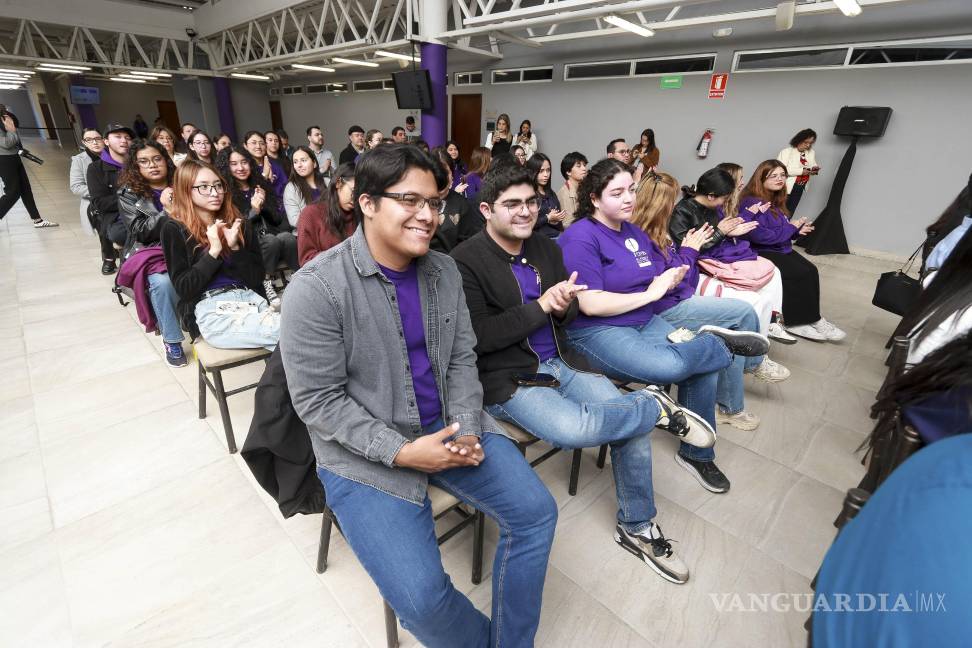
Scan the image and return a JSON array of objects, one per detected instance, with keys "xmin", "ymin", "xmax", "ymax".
[
  {"xmin": 643, "ymin": 385, "xmax": 716, "ymax": 448},
  {"xmin": 163, "ymin": 342, "xmax": 189, "ymax": 368},
  {"xmin": 698, "ymin": 325, "xmax": 769, "ymax": 357},
  {"xmin": 101, "ymin": 259, "xmax": 117, "ymax": 275},
  {"xmin": 675, "ymin": 453, "xmax": 731, "ymax": 493},
  {"xmin": 615, "ymin": 523, "xmax": 689, "ymax": 584}
]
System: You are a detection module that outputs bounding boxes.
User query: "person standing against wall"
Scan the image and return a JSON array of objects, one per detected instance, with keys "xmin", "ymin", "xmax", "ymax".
[
  {"xmin": 777, "ymin": 128, "xmax": 820, "ymax": 216},
  {"xmin": 306, "ymin": 126, "xmax": 334, "ymax": 176},
  {"xmin": 631, "ymin": 128, "xmax": 660, "ymax": 172},
  {"xmin": 338, "ymin": 125, "xmax": 366, "ymax": 165},
  {"xmin": 484, "ymin": 113, "xmax": 513, "ymax": 158},
  {"xmin": 0, "ymin": 111, "xmax": 57, "ymax": 228},
  {"xmin": 133, "ymin": 114, "xmax": 149, "ymax": 140},
  {"xmin": 70, "ymin": 128, "xmax": 103, "ymax": 236},
  {"xmin": 557, "ymin": 151, "xmax": 588, "ymax": 228}
]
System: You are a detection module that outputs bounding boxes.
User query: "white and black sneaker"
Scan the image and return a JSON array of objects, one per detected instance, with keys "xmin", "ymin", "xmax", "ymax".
[
  {"xmin": 643, "ymin": 385, "xmax": 716, "ymax": 448},
  {"xmin": 263, "ymin": 279, "xmax": 282, "ymax": 311},
  {"xmin": 675, "ymin": 453, "xmax": 731, "ymax": 493},
  {"xmin": 615, "ymin": 523, "xmax": 689, "ymax": 584},
  {"xmin": 698, "ymin": 325, "xmax": 770, "ymax": 357}
]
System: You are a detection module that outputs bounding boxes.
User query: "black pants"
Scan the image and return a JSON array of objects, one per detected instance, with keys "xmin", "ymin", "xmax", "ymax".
[
  {"xmin": 786, "ymin": 183, "xmax": 806, "ymax": 216},
  {"xmin": 760, "ymin": 249, "xmax": 821, "ymax": 326},
  {"xmin": 0, "ymin": 155, "xmax": 41, "ymax": 221},
  {"xmin": 97, "ymin": 215, "xmax": 127, "ymax": 261},
  {"xmin": 258, "ymin": 231, "xmax": 299, "ymax": 273}
]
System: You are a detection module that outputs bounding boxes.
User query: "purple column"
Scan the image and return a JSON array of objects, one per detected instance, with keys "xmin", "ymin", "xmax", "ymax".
[
  {"xmin": 213, "ymin": 77, "xmax": 238, "ymax": 143},
  {"xmin": 74, "ymin": 75, "xmax": 98, "ymax": 130},
  {"xmin": 419, "ymin": 42, "xmax": 447, "ymax": 148}
]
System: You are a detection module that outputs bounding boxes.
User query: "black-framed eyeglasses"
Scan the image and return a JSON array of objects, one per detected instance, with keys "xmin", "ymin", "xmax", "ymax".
[
  {"xmin": 136, "ymin": 156, "xmax": 165, "ymax": 167},
  {"xmin": 82, "ymin": 137, "xmax": 101, "ymax": 144},
  {"xmin": 373, "ymin": 192, "xmax": 444, "ymax": 213},
  {"xmin": 192, "ymin": 182, "xmax": 226, "ymax": 196},
  {"xmin": 492, "ymin": 196, "xmax": 540, "ymax": 216}
]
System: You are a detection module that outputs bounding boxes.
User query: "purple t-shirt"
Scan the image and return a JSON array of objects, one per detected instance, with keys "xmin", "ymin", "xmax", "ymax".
[
  {"xmin": 558, "ymin": 218, "xmax": 665, "ymax": 328},
  {"xmin": 378, "ymin": 262, "xmax": 442, "ymax": 427},
  {"xmin": 510, "ymin": 256, "xmax": 558, "ymax": 362},
  {"xmin": 702, "ymin": 207, "xmax": 759, "ymax": 263},
  {"xmin": 654, "ymin": 243, "xmax": 699, "ymax": 314},
  {"xmin": 203, "ymin": 255, "xmax": 240, "ymax": 293},
  {"xmin": 268, "ymin": 158, "xmax": 289, "ymax": 199},
  {"xmin": 737, "ymin": 197, "xmax": 800, "ymax": 254},
  {"xmin": 151, "ymin": 188, "xmax": 164, "ymax": 212}
]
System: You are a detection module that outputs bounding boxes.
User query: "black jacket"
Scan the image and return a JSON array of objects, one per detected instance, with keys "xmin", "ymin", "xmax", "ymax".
[
  {"xmin": 118, "ymin": 187, "xmax": 166, "ymax": 256},
  {"xmin": 86, "ymin": 158, "xmax": 122, "ymax": 229},
  {"xmin": 231, "ymin": 186, "xmax": 291, "ymax": 236},
  {"xmin": 159, "ymin": 216, "xmax": 267, "ymax": 339},
  {"xmin": 669, "ymin": 196, "xmax": 726, "ymax": 250},
  {"xmin": 430, "ymin": 190, "xmax": 484, "ymax": 254},
  {"xmin": 338, "ymin": 143, "xmax": 361, "ymax": 165},
  {"xmin": 451, "ymin": 231, "xmax": 593, "ymax": 405},
  {"xmin": 241, "ymin": 346, "xmax": 325, "ymax": 518}
]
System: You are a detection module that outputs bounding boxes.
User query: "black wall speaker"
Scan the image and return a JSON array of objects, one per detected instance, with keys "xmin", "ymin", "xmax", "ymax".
[{"xmin": 834, "ymin": 106, "xmax": 893, "ymax": 138}]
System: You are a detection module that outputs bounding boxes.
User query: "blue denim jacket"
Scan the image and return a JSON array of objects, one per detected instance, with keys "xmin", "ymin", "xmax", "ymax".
[{"xmin": 280, "ymin": 226, "xmax": 505, "ymax": 504}]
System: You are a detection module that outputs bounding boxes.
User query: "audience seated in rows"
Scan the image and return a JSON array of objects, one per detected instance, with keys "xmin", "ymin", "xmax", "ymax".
[{"xmin": 295, "ymin": 163, "xmax": 356, "ymax": 267}]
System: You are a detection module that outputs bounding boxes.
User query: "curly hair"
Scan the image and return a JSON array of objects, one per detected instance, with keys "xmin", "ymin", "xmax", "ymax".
[
  {"xmin": 118, "ymin": 140, "xmax": 175, "ymax": 199},
  {"xmin": 576, "ymin": 158, "xmax": 631, "ymax": 220}
]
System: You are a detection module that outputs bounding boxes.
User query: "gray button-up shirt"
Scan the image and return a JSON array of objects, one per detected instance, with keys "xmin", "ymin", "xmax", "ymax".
[{"xmin": 280, "ymin": 226, "xmax": 505, "ymax": 504}]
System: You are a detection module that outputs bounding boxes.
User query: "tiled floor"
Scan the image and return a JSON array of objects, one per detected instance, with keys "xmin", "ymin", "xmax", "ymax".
[{"xmin": 0, "ymin": 140, "xmax": 904, "ymax": 647}]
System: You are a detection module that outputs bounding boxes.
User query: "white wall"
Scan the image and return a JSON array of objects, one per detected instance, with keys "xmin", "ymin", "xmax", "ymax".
[
  {"xmin": 230, "ymin": 80, "xmax": 272, "ymax": 138},
  {"xmin": 88, "ymin": 80, "xmax": 175, "ymax": 130},
  {"xmin": 0, "ymin": 89, "xmax": 39, "ymax": 130},
  {"xmin": 278, "ymin": 88, "xmax": 413, "ymax": 152}
]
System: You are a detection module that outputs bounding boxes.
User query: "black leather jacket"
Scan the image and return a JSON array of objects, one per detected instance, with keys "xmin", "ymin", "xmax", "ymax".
[
  {"xmin": 669, "ymin": 196, "xmax": 726, "ymax": 250},
  {"xmin": 118, "ymin": 186, "xmax": 166, "ymax": 257}
]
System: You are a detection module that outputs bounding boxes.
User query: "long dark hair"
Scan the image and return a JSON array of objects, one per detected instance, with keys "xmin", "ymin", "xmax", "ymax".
[
  {"xmin": 186, "ymin": 129, "xmax": 212, "ymax": 162},
  {"xmin": 577, "ymin": 158, "xmax": 631, "ymax": 220},
  {"xmin": 216, "ymin": 145, "xmax": 274, "ymax": 212},
  {"xmin": 525, "ymin": 152, "xmax": 552, "ymax": 191},
  {"xmin": 925, "ymin": 175, "xmax": 971, "ymax": 256},
  {"xmin": 287, "ymin": 145, "xmax": 323, "ymax": 206},
  {"xmin": 682, "ymin": 167, "xmax": 735, "ymax": 200},
  {"xmin": 118, "ymin": 140, "xmax": 175, "ymax": 199},
  {"xmin": 639, "ymin": 128, "xmax": 656, "ymax": 153},
  {"xmin": 321, "ymin": 163, "xmax": 357, "ymax": 239}
]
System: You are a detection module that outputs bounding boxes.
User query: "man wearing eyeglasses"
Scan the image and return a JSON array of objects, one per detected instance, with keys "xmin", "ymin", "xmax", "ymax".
[
  {"xmin": 87, "ymin": 123, "xmax": 135, "ymax": 274},
  {"xmin": 452, "ymin": 164, "xmax": 718, "ymax": 585},
  {"xmin": 607, "ymin": 137, "xmax": 643, "ymax": 183},
  {"xmin": 280, "ymin": 144, "xmax": 557, "ymax": 648}
]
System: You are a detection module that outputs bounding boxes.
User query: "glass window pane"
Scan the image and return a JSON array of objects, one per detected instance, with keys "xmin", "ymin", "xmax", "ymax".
[
  {"xmin": 492, "ymin": 70, "xmax": 521, "ymax": 83},
  {"xmin": 565, "ymin": 61, "xmax": 631, "ymax": 79},
  {"xmin": 522, "ymin": 67, "xmax": 553, "ymax": 81},
  {"xmin": 736, "ymin": 49, "xmax": 848, "ymax": 70},
  {"xmin": 634, "ymin": 56, "xmax": 713, "ymax": 75}
]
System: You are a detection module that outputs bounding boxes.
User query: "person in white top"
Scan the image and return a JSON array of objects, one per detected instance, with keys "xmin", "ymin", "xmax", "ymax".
[
  {"xmin": 515, "ymin": 119, "xmax": 538, "ymax": 160},
  {"xmin": 150, "ymin": 126, "xmax": 187, "ymax": 166},
  {"xmin": 484, "ymin": 113, "xmax": 513, "ymax": 157},
  {"xmin": 283, "ymin": 146, "xmax": 324, "ymax": 229},
  {"xmin": 777, "ymin": 128, "xmax": 820, "ymax": 217},
  {"xmin": 69, "ymin": 128, "xmax": 103, "ymax": 235}
]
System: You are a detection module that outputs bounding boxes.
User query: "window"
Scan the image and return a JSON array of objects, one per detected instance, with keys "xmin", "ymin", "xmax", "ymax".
[
  {"xmin": 455, "ymin": 71, "xmax": 482, "ymax": 85},
  {"xmin": 491, "ymin": 66, "xmax": 553, "ymax": 84},
  {"xmin": 850, "ymin": 46, "xmax": 972, "ymax": 66},
  {"xmin": 735, "ymin": 48, "xmax": 849, "ymax": 71},
  {"xmin": 353, "ymin": 79, "xmax": 393, "ymax": 92},
  {"xmin": 269, "ymin": 87, "xmax": 280, "ymax": 96},
  {"xmin": 564, "ymin": 54, "xmax": 716, "ymax": 81},
  {"xmin": 281, "ymin": 85, "xmax": 304, "ymax": 95},
  {"xmin": 305, "ymin": 83, "xmax": 348, "ymax": 95}
]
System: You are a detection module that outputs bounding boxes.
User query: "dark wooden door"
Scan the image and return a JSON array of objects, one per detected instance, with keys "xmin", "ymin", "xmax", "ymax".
[
  {"xmin": 450, "ymin": 93, "xmax": 481, "ymax": 166},
  {"xmin": 156, "ymin": 100, "xmax": 180, "ymax": 133},
  {"xmin": 39, "ymin": 102, "xmax": 58, "ymax": 141},
  {"xmin": 269, "ymin": 101, "xmax": 283, "ymax": 131}
]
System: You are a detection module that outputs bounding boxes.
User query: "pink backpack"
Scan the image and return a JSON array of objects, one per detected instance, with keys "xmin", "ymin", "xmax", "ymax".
[{"xmin": 697, "ymin": 256, "xmax": 776, "ymax": 291}]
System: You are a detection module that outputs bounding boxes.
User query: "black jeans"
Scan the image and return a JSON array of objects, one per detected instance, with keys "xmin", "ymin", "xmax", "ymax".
[
  {"xmin": 0, "ymin": 154, "xmax": 41, "ymax": 221},
  {"xmin": 258, "ymin": 230, "xmax": 299, "ymax": 273},
  {"xmin": 786, "ymin": 183, "xmax": 806, "ymax": 216},
  {"xmin": 760, "ymin": 249, "xmax": 821, "ymax": 326},
  {"xmin": 96, "ymin": 215, "xmax": 127, "ymax": 260}
]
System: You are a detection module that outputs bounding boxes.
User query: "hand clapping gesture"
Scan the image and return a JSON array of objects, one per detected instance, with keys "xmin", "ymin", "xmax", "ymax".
[
  {"xmin": 223, "ymin": 219, "xmax": 243, "ymax": 250},
  {"xmin": 250, "ymin": 186, "xmax": 266, "ymax": 213},
  {"xmin": 206, "ymin": 222, "xmax": 224, "ymax": 258},
  {"xmin": 644, "ymin": 265, "xmax": 688, "ymax": 303},
  {"xmin": 792, "ymin": 217, "xmax": 814, "ymax": 236},
  {"xmin": 681, "ymin": 224, "xmax": 715, "ymax": 251},
  {"xmin": 539, "ymin": 271, "xmax": 588, "ymax": 317}
]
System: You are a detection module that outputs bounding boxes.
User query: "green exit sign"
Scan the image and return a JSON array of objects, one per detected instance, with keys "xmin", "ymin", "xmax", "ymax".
[{"xmin": 660, "ymin": 75, "xmax": 683, "ymax": 89}]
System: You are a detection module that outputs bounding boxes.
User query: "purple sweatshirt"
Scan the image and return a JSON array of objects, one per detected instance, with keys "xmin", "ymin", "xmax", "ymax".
[
  {"xmin": 654, "ymin": 244, "xmax": 700, "ymax": 314},
  {"xmin": 737, "ymin": 196, "xmax": 800, "ymax": 254},
  {"xmin": 701, "ymin": 206, "xmax": 759, "ymax": 263}
]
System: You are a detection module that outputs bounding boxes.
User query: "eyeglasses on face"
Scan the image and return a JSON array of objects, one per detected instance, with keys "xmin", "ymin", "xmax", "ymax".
[
  {"xmin": 766, "ymin": 173, "xmax": 787, "ymax": 180},
  {"xmin": 192, "ymin": 182, "xmax": 226, "ymax": 196},
  {"xmin": 373, "ymin": 192, "xmax": 444, "ymax": 213},
  {"xmin": 82, "ymin": 137, "xmax": 101, "ymax": 144},
  {"xmin": 492, "ymin": 196, "xmax": 540, "ymax": 215},
  {"xmin": 136, "ymin": 155, "xmax": 165, "ymax": 167}
]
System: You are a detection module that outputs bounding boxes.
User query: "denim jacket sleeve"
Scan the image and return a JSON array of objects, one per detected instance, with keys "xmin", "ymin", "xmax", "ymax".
[
  {"xmin": 443, "ymin": 269, "xmax": 489, "ymax": 439},
  {"xmin": 280, "ymin": 270, "xmax": 412, "ymax": 467}
]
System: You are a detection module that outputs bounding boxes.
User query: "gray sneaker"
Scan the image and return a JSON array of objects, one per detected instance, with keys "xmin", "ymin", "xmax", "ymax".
[
  {"xmin": 615, "ymin": 523, "xmax": 689, "ymax": 584},
  {"xmin": 643, "ymin": 385, "xmax": 717, "ymax": 448}
]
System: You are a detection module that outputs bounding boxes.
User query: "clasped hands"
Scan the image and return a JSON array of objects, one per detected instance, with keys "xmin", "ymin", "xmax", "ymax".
[{"xmin": 394, "ymin": 423, "xmax": 485, "ymax": 473}]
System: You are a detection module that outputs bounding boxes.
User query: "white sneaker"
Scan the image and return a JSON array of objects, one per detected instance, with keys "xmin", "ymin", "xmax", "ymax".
[
  {"xmin": 812, "ymin": 318, "xmax": 846, "ymax": 342},
  {"xmin": 786, "ymin": 323, "xmax": 827, "ymax": 341},
  {"xmin": 716, "ymin": 409, "xmax": 761, "ymax": 431},
  {"xmin": 750, "ymin": 358, "xmax": 791, "ymax": 382},
  {"xmin": 666, "ymin": 327, "xmax": 696, "ymax": 344},
  {"xmin": 767, "ymin": 322, "xmax": 798, "ymax": 345}
]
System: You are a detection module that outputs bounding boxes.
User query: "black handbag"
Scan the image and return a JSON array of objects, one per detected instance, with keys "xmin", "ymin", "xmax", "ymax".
[{"xmin": 872, "ymin": 244, "xmax": 922, "ymax": 316}]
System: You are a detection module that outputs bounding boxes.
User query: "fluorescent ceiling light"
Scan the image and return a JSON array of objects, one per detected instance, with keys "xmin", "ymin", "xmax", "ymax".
[
  {"xmin": 832, "ymin": 0, "xmax": 862, "ymax": 16},
  {"xmin": 0, "ymin": 84, "xmax": 23, "ymax": 90},
  {"xmin": 332, "ymin": 57, "xmax": 379, "ymax": 68},
  {"xmin": 38, "ymin": 63, "xmax": 91, "ymax": 71},
  {"xmin": 375, "ymin": 50, "xmax": 420, "ymax": 62},
  {"xmin": 603, "ymin": 15, "xmax": 655, "ymax": 37},
  {"xmin": 292, "ymin": 63, "xmax": 336, "ymax": 72},
  {"xmin": 0, "ymin": 68, "xmax": 33, "ymax": 75},
  {"xmin": 332, "ymin": 83, "xmax": 345, "ymax": 87},
  {"xmin": 231, "ymin": 72, "xmax": 271, "ymax": 80},
  {"xmin": 0, "ymin": 73, "xmax": 29, "ymax": 80},
  {"xmin": 38, "ymin": 67, "xmax": 83, "ymax": 74},
  {"xmin": 116, "ymin": 74, "xmax": 155, "ymax": 80},
  {"xmin": 111, "ymin": 77, "xmax": 146, "ymax": 83},
  {"xmin": 130, "ymin": 70, "xmax": 172, "ymax": 78}
]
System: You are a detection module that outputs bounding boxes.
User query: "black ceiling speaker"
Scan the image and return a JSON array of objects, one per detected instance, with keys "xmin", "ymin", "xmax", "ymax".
[{"xmin": 833, "ymin": 106, "xmax": 893, "ymax": 138}]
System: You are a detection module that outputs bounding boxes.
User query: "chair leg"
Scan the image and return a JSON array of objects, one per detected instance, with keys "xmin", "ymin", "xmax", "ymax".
[
  {"xmin": 317, "ymin": 511, "xmax": 334, "ymax": 574},
  {"xmin": 383, "ymin": 599, "xmax": 399, "ymax": 648},
  {"xmin": 472, "ymin": 511, "xmax": 485, "ymax": 585},
  {"xmin": 211, "ymin": 369, "xmax": 237, "ymax": 453},
  {"xmin": 568, "ymin": 449, "xmax": 582, "ymax": 496},
  {"xmin": 596, "ymin": 444, "xmax": 608, "ymax": 469},
  {"xmin": 197, "ymin": 361, "xmax": 207, "ymax": 419}
]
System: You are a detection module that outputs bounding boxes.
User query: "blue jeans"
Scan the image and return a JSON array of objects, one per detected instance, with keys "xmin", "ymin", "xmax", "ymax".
[
  {"xmin": 659, "ymin": 296, "xmax": 760, "ymax": 415},
  {"xmin": 486, "ymin": 357, "xmax": 659, "ymax": 529},
  {"xmin": 566, "ymin": 316, "xmax": 732, "ymax": 462},
  {"xmin": 318, "ymin": 430, "xmax": 556, "ymax": 648},
  {"xmin": 194, "ymin": 288, "xmax": 280, "ymax": 350},
  {"xmin": 146, "ymin": 272, "xmax": 184, "ymax": 344}
]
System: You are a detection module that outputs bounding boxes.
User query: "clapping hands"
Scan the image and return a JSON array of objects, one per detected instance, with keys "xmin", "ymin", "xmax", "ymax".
[{"xmin": 539, "ymin": 271, "xmax": 587, "ymax": 317}]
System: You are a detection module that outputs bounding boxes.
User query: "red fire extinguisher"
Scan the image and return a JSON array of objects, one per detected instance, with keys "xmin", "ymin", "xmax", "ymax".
[{"xmin": 697, "ymin": 129, "xmax": 713, "ymax": 158}]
